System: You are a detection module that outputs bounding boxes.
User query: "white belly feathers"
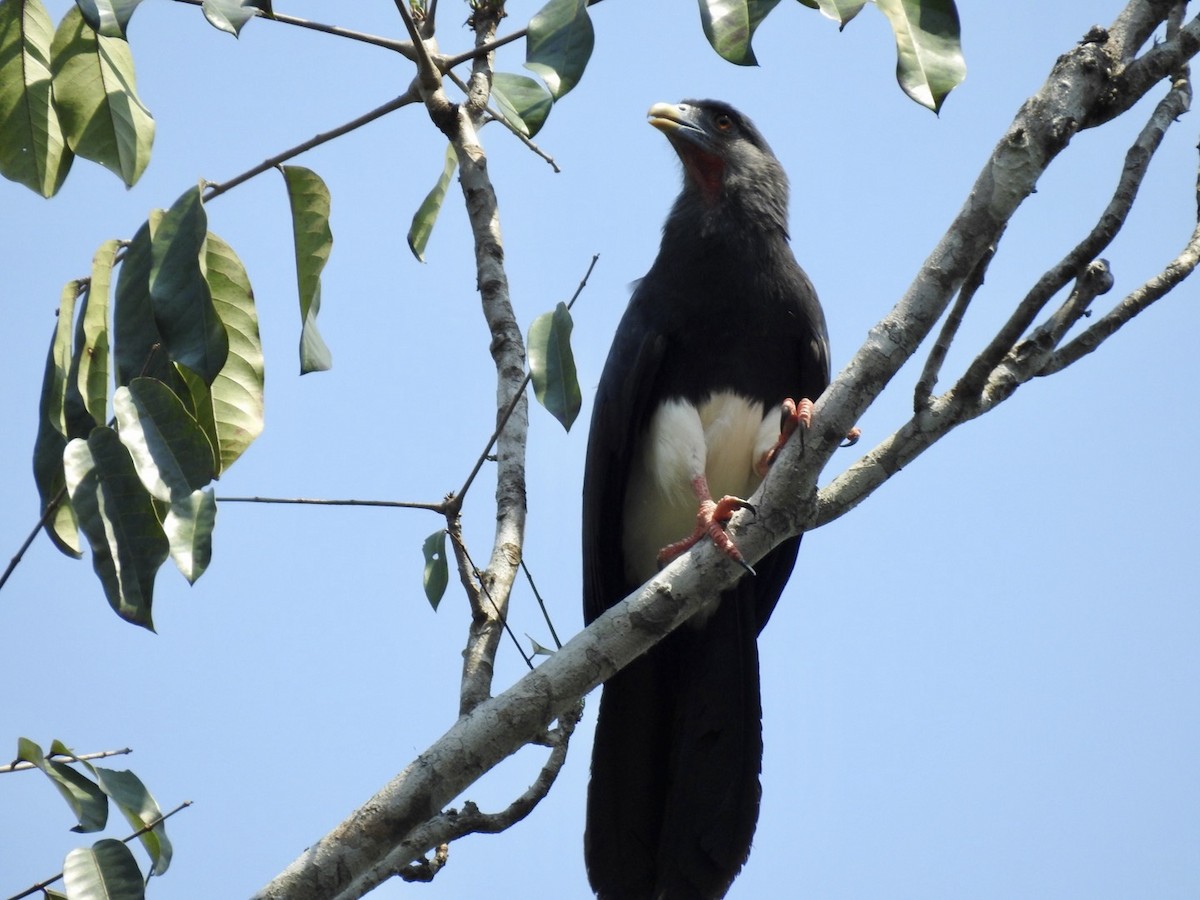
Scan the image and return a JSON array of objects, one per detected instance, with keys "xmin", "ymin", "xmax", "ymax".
[{"xmin": 621, "ymin": 392, "xmax": 782, "ymax": 585}]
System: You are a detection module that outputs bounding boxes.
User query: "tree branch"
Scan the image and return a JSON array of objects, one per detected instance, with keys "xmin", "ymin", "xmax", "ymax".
[
  {"xmin": 170, "ymin": 0, "xmax": 417, "ymax": 57},
  {"xmin": 252, "ymin": 4, "xmax": 1200, "ymax": 898}
]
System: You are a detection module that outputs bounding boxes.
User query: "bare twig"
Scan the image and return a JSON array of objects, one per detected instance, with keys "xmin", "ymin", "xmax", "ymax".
[
  {"xmin": 216, "ymin": 495, "xmax": 446, "ymax": 512},
  {"xmin": 521, "ymin": 558, "xmax": 563, "ymax": 651},
  {"xmin": 453, "ymin": 254, "xmax": 599, "ymax": 508},
  {"xmin": 0, "ymin": 486, "xmax": 67, "ymax": 593},
  {"xmin": 913, "ymin": 241, "xmax": 998, "ymax": 410},
  {"xmin": 204, "ymin": 90, "xmax": 419, "ymax": 202},
  {"xmin": 952, "ymin": 69, "xmax": 1191, "ymax": 406},
  {"xmin": 349, "ymin": 701, "xmax": 583, "ymax": 894},
  {"xmin": 0, "ymin": 746, "xmax": 132, "ymax": 775},
  {"xmin": 1043, "ymin": 218, "xmax": 1200, "ymax": 374},
  {"xmin": 169, "ymin": 0, "xmax": 416, "ymax": 57}
]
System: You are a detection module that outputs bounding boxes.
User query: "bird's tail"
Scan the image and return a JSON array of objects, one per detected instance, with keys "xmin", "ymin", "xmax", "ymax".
[{"xmin": 585, "ymin": 581, "xmax": 763, "ymax": 899}]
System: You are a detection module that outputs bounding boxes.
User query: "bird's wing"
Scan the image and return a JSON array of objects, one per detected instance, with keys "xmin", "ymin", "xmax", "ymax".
[{"xmin": 582, "ymin": 287, "xmax": 667, "ymax": 625}]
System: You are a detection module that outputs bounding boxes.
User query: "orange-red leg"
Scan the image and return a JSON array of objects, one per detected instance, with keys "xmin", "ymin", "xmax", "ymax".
[{"xmin": 656, "ymin": 476, "xmax": 756, "ymax": 575}]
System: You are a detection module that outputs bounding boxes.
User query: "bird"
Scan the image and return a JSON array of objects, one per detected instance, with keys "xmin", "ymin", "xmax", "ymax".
[{"xmin": 581, "ymin": 99, "xmax": 831, "ymax": 899}]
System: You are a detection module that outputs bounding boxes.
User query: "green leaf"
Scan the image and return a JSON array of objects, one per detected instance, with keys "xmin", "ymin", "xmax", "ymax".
[
  {"xmin": 281, "ymin": 165, "xmax": 333, "ymax": 373},
  {"xmin": 875, "ymin": 0, "xmax": 965, "ymax": 112},
  {"xmin": 50, "ymin": 6, "xmax": 154, "ymax": 186},
  {"xmin": 151, "ymin": 185, "xmax": 229, "ymax": 383},
  {"xmin": 813, "ymin": 0, "xmax": 865, "ymax": 26},
  {"xmin": 162, "ymin": 487, "xmax": 215, "ymax": 584},
  {"xmin": 64, "ymin": 839, "xmax": 145, "ymax": 900},
  {"xmin": 173, "ymin": 362, "xmax": 220, "ymax": 473},
  {"xmin": 114, "ymin": 212, "xmax": 186, "ymax": 394},
  {"xmin": 205, "ymin": 232, "xmax": 263, "ymax": 471},
  {"xmin": 114, "ymin": 378, "xmax": 215, "ymax": 502},
  {"xmin": 407, "ymin": 144, "xmax": 457, "ymax": 263},
  {"xmin": 0, "ymin": 0, "xmax": 73, "ymax": 195},
  {"xmin": 528, "ymin": 634, "xmax": 555, "ymax": 656},
  {"xmin": 527, "ymin": 301, "xmax": 581, "ymax": 431},
  {"xmin": 696, "ymin": 0, "xmax": 782, "ymax": 67},
  {"xmin": 16, "ymin": 737, "xmax": 108, "ymax": 832},
  {"xmin": 75, "ymin": 240, "xmax": 117, "ymax": 427},
  {"xmin": 92, "ymin": 766, "xmax": 172, "ymax": 876},
  {"xmin": 524, "ymin": 0, "xmax": 593, "ymax": 99},
  {"xmin": 32, "ymin": 281, "xmax": 85, "ymax": 558},
  {"xmin": 491, "ymin": 73, "xmax": 553, "ymax": 138},
  {"xmin": 201, "ymin": 0, "xmax": 264, "ymax": 36},
  {"xmin": 74, "ymin": 0, "xmax": 145, "ymax": 39},
  {"xmin": 64, "ymin": 426, "xmax": 169, "ymax": 629},
  {"xmin": 422, "ymin": 530, "xmax": 448, "ymax": 611}
]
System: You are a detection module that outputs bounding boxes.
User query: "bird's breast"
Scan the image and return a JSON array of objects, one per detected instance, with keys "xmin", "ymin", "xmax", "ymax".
[{"xmin": 621, "ymin": 391, "xmax": 781, "ymax": 585}]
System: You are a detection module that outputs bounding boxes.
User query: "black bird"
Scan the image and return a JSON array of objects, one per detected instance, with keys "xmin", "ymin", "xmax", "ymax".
[{"xmin": 582, "ymin": 100, "xmax": 831, "ymax": 899}]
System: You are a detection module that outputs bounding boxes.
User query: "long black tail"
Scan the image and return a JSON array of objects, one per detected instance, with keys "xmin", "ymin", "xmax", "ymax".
[{"xmin": 584, "ymin": 577, "xmax": 764, "ymax": 899}]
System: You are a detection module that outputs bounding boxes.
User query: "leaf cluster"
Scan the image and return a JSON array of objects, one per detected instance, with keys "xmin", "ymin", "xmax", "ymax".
[{"xmin": 9, "ymin": 738, "xmax": 179, "ymax": 900}]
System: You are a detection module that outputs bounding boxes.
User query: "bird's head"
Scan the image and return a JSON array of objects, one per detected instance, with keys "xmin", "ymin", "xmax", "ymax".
[{"xmin": 648, "ymin": 99, "xmax": 790, "ymax": 236}]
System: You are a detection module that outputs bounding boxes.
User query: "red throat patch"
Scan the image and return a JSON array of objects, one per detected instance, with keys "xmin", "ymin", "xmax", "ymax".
[{"xmin": 677, "ymin": 146, "xmax": 725, "ymax": 202}]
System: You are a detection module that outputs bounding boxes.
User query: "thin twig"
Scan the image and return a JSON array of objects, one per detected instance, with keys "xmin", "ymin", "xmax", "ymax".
[
  {"xmin": 0, "ymin": 747, "xmax": 132, "ymax": 775},
  {"xmin": 216, "ymin": 496, "xmax": 445, "ymax": 512},
  {"xmin": 367, "ymin": 701, "xmax": 584, "ymax": 892},
  {"xmin": 913, "ymin": 241, "xmax": 998, "ymax": 411},
  {"xmin": 521, "ymin": 558, "xmax": 562, "ymax": 650},
  {"xmin": 1043, "ymin": 218, "xmax": 1200, "ymax": 374},
  {"xmin": 0, "ymin": 486, "xmax": 68, "ymax": 593},
  {"xmin": 452, "ymin": 254, "xmax": 599, "ymax": 509},
  {"xmin": 447, "ymin": 528, "xmax": 533, "ymax": 674},
  {"xmin": 204, "ymin": 90, "xmax": 418, "ymax": 202},
  {"xmin": 444, "ymin": 69, "xmax": 560, "ymax": 172},
  {"xmin": 951, "ymin": 68, "xmax": 1192, "ymax": 404},
  {"xmin": 169, "ymin": 0, "xmax": 416, "ymax": 57}
]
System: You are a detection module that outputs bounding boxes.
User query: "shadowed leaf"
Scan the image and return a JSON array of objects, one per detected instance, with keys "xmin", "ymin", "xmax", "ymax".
[
  {"xmin": 150, "ymin": 186, "xmax": 229, "ymax": 382},
  {"xmin": 0, "ymin": 0, "xmax": 73, "ymax": 195},
  {"xmin": 65, "ymin": 427, "xmax": 168, "ymax": 628},
  {"xmin": 281, "ymin": 165, "xmax": 333, "ymax": 373},
  {"xmin": 16, "ymin": 737, "xmax": 108, "ymax": 833},
  {"xmin": 205, "ymin": 232, "xmax": 264, "ymax": 471},
  {"xmin": 408, "ymin": 144, "xmax": 457, "ymax": 263},
  {"xmin": 114, "ymin": 378, "xmax": 215, "ymax": 502},
  {"xmin": 814, "ymin": 0, "xmax": 865, "ymax": 26},
  {"xmin": 90, "ymin": 765, "xmax": 173, "ymax": 876},
  {"xmin": 75, "ymin": 240, "xmax": 118, "ymax": 427},
  {"xmin": 74, "ymin": 0, "xmax": 145, "ymax": 38},
  {"xmin": 528, "ymin": 301, "xmax": 581, "ymax": 431},
  {"xmin": 525, "ymin": 0, "xmax": 594, "ymax": 99},
  {"xmin": 875, "ymin": 0, "xmax": 965, "ymax": 112},
  {"xmin": 697, "ymin": 0, "xmax": 782, "ymax": 67},
  {"xmin": 492, "ymin": 73, "xmax": 553, "ymax": 137},
  {"xmin": 33, "ymin": 282, "xmax": 85, "ymax": 557},
  {"xmin": 163, "ymin": 488, "xmax": 215, "ymax": 584},
  {"xmin": 50, "ymin": 7, "xmax": 154, "ymax": 186},
  {"xmin": 64, "ymin": 839, "xmax": 144, "ymax": 900},
  {"xmin": 422, "ymin": 530, "xmax": 448, "ymax": 610},
  {"xmin": 201, "ymin": 0, "xmax": 266, "ymax": 36}
]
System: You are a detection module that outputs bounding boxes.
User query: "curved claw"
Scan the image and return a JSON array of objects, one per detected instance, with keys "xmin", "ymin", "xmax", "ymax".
[{"xmin": 657, "ymin": 494, "xmax": 756, "ymax": 574}]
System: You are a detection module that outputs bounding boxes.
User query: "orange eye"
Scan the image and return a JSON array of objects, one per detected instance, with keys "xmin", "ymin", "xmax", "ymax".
[{"xmin": 714, "ymin": 114, "xmax": 733, "ymax": 133}]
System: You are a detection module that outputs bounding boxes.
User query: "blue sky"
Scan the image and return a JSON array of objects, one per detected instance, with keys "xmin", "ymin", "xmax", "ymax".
[{"xmin": 2, "ymin": 1, "xmax": 1198, "ymax": 898}]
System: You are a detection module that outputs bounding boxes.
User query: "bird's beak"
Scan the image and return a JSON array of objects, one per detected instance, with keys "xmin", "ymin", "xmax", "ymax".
[{"xmin": 647, "ymin": 102, "xmax": 703, "ymax": 140}]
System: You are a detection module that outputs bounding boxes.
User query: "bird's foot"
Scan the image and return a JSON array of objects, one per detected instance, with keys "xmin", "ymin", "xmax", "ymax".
[
  {"xmin": 656, "ymin": 495, "xmax": 756, "ymax": 575},
  {"xmin": 842, "ymin": 426, "xmax": 862, "ymax": 448},
  {"xmin": 754, "ymin": 398, "xmax": 814, "ymax": 477}
]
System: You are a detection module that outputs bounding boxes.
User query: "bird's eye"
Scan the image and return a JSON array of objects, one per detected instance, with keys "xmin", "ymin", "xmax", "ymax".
[{"xmin": 714, "ymin": 114, "xmax": 734, "ymax": 133}]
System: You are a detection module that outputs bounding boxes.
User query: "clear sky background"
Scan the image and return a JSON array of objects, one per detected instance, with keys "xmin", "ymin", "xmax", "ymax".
[{"xmin": 2, "ymin": 1, "xmax": 1198, "ymax": 898}]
